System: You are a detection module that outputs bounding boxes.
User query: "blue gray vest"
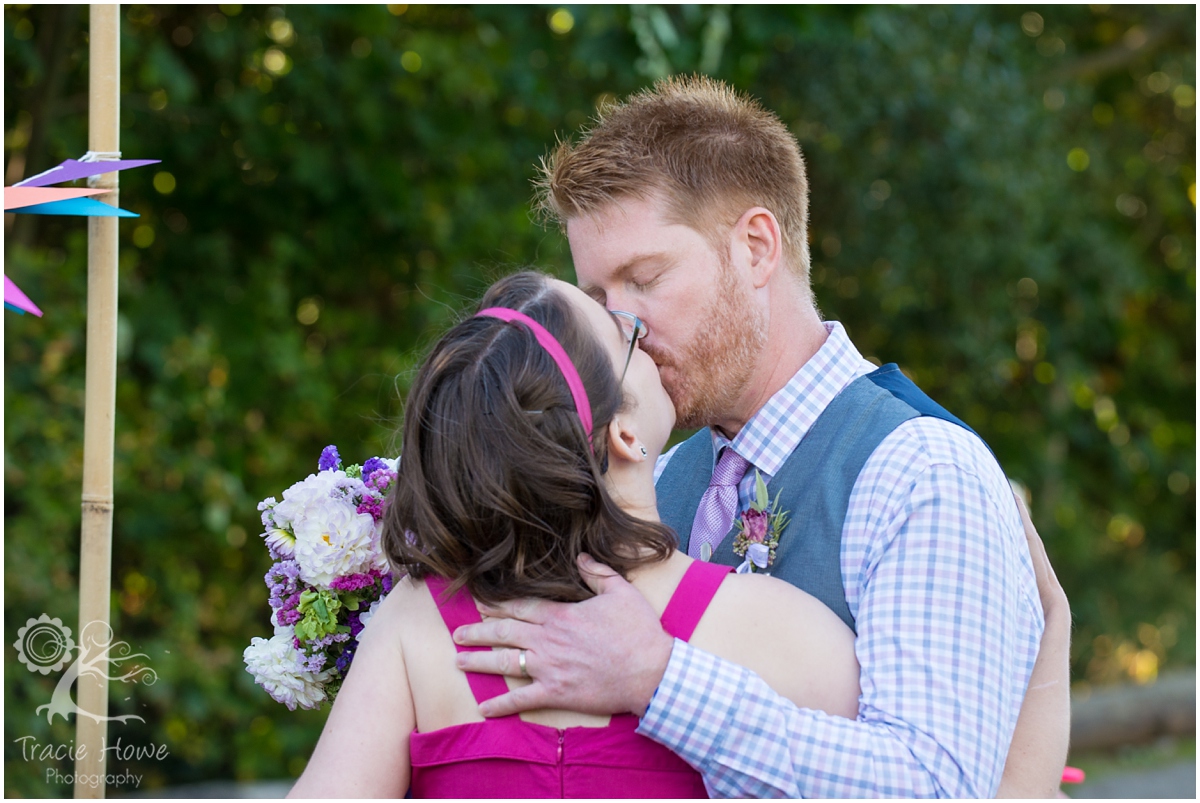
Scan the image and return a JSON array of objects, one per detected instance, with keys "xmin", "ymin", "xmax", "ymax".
[{"xmin": 655, "ymin": 364, "xmax": 984, "ymax": 634}]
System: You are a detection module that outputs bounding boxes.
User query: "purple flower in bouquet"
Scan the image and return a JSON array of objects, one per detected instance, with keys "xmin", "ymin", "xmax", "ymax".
[
  {"xmin": 361, "ymin": 457, "xmax": 388, "ymax": 480},
  {"xmin": 266, "ymin": 561, "xmax": 307, "ymax": 627},
  {"xmin": 329, "ymin": 571, "xmax": 383, "ymax": 593},
  {"xmin": 276, "ymin": 604, "xmax": 302, "ymax": 627},
  {"xmin": 266, "ymin": 560, "xmax": 301, "ymax": 609},
  {"xmin": 318, "ymin": 445, "xmax": 342, "ymax": 471},
  {"xmin": 349, "ymin": 610, "xmax": 366, "ymax": 640},
  {"xmin": 356, "ymin": 495, "xmax": 385, "ymax": 522},
  {"xmin": 300, "ymin": 651, "xmax": 328, "ymax": 674},
  {"xmin": 335, "ymin": 646, "xmax": 356, "ymax": 675},
  {"xmin": 258, "ymin": 497, "xmax": 278, "ymax": 529},
  {"xmin": 294, "ymin": 631, "xmax": 351, "ymax": 653}
]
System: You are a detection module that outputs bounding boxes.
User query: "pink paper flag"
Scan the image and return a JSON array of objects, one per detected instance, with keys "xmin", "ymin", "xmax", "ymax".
[
  {"xmin": 14, "ymin": 158, "xmax": 161, "ymax": 188},
  {"xmin": 4, "ymin": 186, "xmax": 107, "ymax": 210},
  {"xmin": 4, "ymin": 275, "xmax": 43, "ymax": 317}
]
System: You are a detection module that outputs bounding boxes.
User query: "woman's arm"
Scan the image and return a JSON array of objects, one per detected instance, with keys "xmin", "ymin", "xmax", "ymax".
[
  {"xmin": 996, "ymin": 487, "xmax": 1072, "ymax": 799},
  {"xmin": 287, "ymin": 586, "xmax": 416, "ymax": 799}
]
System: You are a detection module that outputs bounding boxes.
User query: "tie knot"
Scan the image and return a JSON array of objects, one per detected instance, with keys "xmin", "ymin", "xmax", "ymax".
[{"xmin": 712, "ymin": 448, "xmax": 750, "ymax": 487}]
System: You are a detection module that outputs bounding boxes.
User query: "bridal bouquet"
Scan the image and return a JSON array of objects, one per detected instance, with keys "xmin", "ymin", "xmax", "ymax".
[{"xmin": 243, "ymin": 445, "xmax": 398, "ymax": 710}]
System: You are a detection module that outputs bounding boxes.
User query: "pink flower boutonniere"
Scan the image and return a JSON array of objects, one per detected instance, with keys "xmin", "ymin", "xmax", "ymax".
[{"xmin": 731, "ymin": 471, "xmax": 791, "ymax": 574}]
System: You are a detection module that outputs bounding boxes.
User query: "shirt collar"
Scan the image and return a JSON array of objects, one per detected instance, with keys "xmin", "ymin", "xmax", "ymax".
[{"xmin": 711, "ymin": 321, "xmax": 873, "ymax": 477}]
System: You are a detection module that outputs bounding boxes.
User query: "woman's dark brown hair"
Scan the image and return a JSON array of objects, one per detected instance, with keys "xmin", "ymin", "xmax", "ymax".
[{"xmin": 383, "ymin": 270, "xmax": 676, "ymax": 605}]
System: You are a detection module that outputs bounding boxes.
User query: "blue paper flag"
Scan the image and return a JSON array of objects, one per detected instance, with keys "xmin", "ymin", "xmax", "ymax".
[
  {"xmin": 10, "ymin": 197, "xmax": 139, "ymax": 217},
  {"xmin": 5, "ymin": 302, "xmax": 27, "ymax": 315}
]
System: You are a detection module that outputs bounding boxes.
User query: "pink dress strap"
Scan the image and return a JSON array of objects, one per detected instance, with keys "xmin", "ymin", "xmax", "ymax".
[
  {"xmin": 425, "ymin": 576, "xmax": 514, "ymax": 712},
  {"xmin": 660, "ymin": 559, "xmax": 734, "ymax": 642}
]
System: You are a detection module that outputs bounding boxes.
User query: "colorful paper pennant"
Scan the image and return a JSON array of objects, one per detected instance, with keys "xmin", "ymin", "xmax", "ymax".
[
  {"xmin": 10, "ymin": 198, "xmax": 139, "ymax": 217},
  {"xmin": 5, "ymin": 186, "xmax": 107, "ymax": 210},
  {"xmin": 4, "ymin": 276, "xmax": 44, "ymax": 317},
  {"xmin": 5, "ymin": 156, "xmax": 157, "ymax": 320},
  {"xmin": 14, "ymin": 158, "xmax": 161, "ymax": 188}
]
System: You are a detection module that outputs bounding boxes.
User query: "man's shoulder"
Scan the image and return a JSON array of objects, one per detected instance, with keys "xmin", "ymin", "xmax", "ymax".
[
  {"xmin": 851, "ymin": 415, "xmax": 1019, "ymax": 528},
  {"xmin": 870, "ymin": 415, "xmax": 1004, "ymax": 483},
  {"xmin": 847, "ymin": 416, "xmax": 1041, "ymax": 619}
]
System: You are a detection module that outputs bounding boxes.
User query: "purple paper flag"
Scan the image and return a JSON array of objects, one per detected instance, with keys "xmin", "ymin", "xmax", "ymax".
[
  {"xmin": 11, "ymin": 197, "xmax": 139, "ymax": 217},
  {"xmin": 14, "ymin": 158, "xmax": 161, "ymax": 188},
  {"xmin": 4, "ymin": 276, "xmax": 43, "ymax": 317}
]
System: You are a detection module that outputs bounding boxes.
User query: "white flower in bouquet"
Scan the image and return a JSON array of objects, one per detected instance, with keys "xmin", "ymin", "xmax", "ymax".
[
  {"xmin": 243, "ymin": 632, "xmax": 332, "ymax": 711},
  {"xmin": 274, "ymin": 470, "xmax": 380, "ymax": 588},
  {"xmin": 357, "ymin": 598, "xmax": 384, "ymax": 632}
]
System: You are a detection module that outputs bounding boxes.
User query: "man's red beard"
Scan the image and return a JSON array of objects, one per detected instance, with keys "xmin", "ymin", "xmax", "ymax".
[{"xmin": 646, "ymin": 263, "xmax": 766, "ymax": 431}]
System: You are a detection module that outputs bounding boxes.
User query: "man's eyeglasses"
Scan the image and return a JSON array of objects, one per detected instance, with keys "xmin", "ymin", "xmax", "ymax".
[{"xmin": 611, "ymin": 310, "xmax": 647, "ymax": 383}]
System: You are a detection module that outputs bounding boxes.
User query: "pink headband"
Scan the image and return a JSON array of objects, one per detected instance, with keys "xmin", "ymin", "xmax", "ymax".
[{"xmin": 475, "ymin": 307, "xmax": 594, "ymax": 444}]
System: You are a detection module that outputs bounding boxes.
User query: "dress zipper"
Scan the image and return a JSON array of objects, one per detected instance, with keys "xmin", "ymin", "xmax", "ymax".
[{"xmin": 557, "ymin": 729, "xmax": 565, "ymax": 797}]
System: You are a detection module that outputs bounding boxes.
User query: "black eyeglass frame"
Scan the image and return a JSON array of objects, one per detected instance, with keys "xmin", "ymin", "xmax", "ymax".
[{"xmin": 611, "ymin": 310, "xmax": 647, "ymax": 384}]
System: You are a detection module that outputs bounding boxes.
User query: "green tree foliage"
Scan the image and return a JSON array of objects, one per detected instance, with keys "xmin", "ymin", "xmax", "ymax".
[{"xmin": 4, "ymin": 4, "xmax": 1193, "ymax": 794}]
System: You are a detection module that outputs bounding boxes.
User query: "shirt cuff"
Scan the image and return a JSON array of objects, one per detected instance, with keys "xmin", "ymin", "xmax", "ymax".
[{"xmin": 636, "ymin": 637, "xmax": 748, "ymax": 765}]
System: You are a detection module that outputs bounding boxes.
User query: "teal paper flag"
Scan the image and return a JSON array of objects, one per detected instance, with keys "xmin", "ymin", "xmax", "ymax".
[{"xmin": 10, "ymin": 197, "xmax": 138, "ymax": 217}]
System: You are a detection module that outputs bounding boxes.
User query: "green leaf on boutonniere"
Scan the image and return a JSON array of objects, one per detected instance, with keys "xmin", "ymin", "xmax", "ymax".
[{"xmin": 754, "ymin": 470, "xmax": 769, "ymax": 510}]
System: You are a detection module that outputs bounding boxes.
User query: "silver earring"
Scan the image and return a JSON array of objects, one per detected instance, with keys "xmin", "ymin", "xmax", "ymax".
[{"xmin": 639, "ymin": 446, "xmax": 647, "ymax": 456}]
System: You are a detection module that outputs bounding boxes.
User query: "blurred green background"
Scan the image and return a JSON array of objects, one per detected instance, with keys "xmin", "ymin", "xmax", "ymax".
[{"xmin": 4, "ymin": 4, "xmax": 1194, "ymax": 796}]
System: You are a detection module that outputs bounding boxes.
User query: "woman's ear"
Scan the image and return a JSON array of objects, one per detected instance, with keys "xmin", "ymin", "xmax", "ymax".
[{"xmin": 606, "ymin": 417, "xmax": 647, "ymax": 466}]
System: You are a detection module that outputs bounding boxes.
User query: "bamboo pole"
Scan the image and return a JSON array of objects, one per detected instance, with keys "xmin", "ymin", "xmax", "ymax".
[{"xmin": 75, "ymin": 4, "xmax": 120, "ymax": 798}]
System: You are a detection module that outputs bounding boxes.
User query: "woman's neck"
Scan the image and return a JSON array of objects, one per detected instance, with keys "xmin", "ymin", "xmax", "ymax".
[
  {"xmin": 603, "ymin": 457, "xmax": 661, "ymax": 523},
  {"xmin": 603, "ymin": 453, "xmax": 694, "ymax": 596}
]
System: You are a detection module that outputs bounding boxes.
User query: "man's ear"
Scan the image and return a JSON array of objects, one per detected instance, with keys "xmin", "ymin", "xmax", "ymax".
[
  {"xmin": 732, "ymin": 206, "xmax": 783, "ymax": 289},
  {"xmin": 606, "ymin": 417, "xmax": 647, "ymax": 466}
]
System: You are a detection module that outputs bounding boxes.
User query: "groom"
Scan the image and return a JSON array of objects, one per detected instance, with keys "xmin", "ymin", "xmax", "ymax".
[{"xmin": 455, "ymin": 76, "xmax": 1043, "ymax": 797}]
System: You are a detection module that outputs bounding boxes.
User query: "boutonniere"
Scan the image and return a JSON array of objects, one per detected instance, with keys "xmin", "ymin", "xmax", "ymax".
[{"xmin": 731, "ymin": 471, "xmax": 790, "ymax": 574}]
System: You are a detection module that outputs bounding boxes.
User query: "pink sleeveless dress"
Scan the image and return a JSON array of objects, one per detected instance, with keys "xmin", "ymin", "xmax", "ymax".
[{"xmin": 409, "ymin": 560, "xmax": 732, "ymax": 798}]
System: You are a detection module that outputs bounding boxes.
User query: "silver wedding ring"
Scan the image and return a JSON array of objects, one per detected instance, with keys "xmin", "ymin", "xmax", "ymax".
[{"xmin": 518, "ymin": 649, "xmax": 529, "ymax": 678}]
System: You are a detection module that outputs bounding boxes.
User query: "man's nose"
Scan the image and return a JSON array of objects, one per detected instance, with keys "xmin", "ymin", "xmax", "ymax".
[{"xmin": 604, "ymin": 289, "xmax": 641, "ymax": 318}]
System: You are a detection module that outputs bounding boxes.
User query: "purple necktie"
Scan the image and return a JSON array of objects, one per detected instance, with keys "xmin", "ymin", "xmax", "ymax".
[{"xmin": 688, "ymin": 447, "xmax": 751, "ymax": 561}]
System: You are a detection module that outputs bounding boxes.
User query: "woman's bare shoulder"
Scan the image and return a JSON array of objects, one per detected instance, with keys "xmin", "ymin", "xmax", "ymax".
[
  {"xmin": 691, "ymin": 570, "xmax": 860, "ymax": 719},
  {"xmin": 386, "ymin": 572, "xmax": 425, "ymax": 603},
  {"xmin": 359, "ymin": 573, "xmax": 432, "ymax": 644},
  {"xmin": 714, "ymin": 572, "xmax": 851, "ymax": 628}
]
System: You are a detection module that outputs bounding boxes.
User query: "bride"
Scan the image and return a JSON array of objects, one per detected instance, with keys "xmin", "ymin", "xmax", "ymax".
[{"xmin": 288, "ymin": 270, "xmax": 1070, "ymax": 798}]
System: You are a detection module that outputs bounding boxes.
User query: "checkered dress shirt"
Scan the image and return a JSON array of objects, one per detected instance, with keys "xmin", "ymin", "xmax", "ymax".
[{"xmin": 645, "ymin": 322, "xmax": 1044, "ymax": 798}]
